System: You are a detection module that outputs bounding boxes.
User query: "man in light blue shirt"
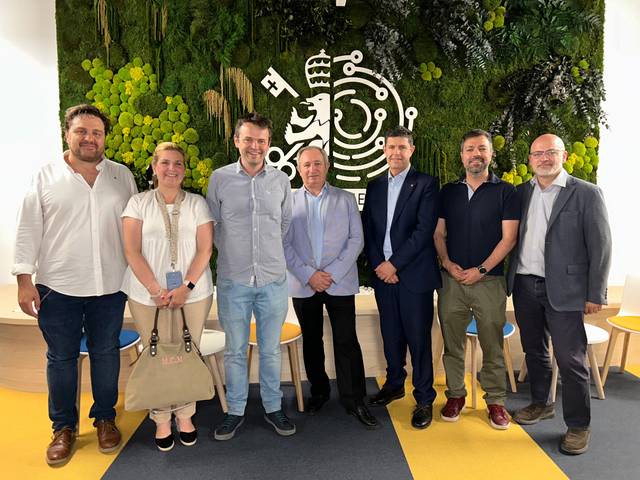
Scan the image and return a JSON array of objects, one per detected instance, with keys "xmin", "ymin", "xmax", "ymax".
[
  {"xmin": 383, "ymin": 167, "xmax": 410, "ymax": 260},
  {"xmin": 284, "ymin": 146, "xmax": 379, "ymax": 429},
  {"xmin": 362, "ymin": 126, "xmax": 441, "ymax": 430},
  {"xmin": 207, "ymin": 112, "xmax": 295, "ymax": 440}
]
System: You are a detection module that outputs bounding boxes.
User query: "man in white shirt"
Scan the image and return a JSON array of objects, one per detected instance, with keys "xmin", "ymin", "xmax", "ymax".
[{"xmin": 13, "ymin": 104, "xmax": 137, "ymax": 466}]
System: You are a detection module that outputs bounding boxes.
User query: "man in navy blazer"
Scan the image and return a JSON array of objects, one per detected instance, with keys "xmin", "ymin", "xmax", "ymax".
[
  {"xmin": 507, "ymin": 133, "xmax": 611, "ymax": 455},
  {"xmin": 284, "ymin": 146, "xmax": 379, "ymax": 429},
  {"xmin": 362, "ymin": 126, "xmax": 441, "ymax": 429}
]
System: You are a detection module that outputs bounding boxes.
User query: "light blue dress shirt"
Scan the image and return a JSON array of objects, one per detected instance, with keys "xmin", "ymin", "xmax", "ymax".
[
  {"xmin": 304, "ymin": 183, "xmax": 329, "ymax": 267},
  {"xmin": 383, "ymin": 166, "xmax": 410, "ymax": 260}
]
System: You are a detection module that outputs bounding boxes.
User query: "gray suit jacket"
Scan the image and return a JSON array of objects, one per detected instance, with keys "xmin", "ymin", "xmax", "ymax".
[
  {"xmin": 284, "ymin": 184, "xmax": 363, "ymax": 298},
  {"xmin": 507, "ymin": 174, "xmax": 611, "ymax": 311}
]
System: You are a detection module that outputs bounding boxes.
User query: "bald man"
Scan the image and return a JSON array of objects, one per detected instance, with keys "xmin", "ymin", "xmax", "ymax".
[{"xmin": 507, "ymin": 134, "xmax": 611, "ymax": 455}]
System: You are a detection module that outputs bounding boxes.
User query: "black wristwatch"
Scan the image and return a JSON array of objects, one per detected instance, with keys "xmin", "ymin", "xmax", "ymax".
[
  {"xmin": 477, "ymin": 265, "xmax": 487, "ymax": 275},
  {"xmin": 184, "ymin": 280, "xmax": 196, "ymax": 290}
]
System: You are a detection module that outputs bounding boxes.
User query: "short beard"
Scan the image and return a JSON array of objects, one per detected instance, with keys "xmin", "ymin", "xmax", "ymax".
[{"xmin": 73, "ymin": 147, "xmax": 103, "ymax": 164}]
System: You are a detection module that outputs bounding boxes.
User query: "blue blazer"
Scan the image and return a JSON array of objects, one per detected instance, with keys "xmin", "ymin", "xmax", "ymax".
[
  {"xmin": 362, "ymin": 167, "xmax": 441, "ymax": 293},
  {"xmin": 284, "ymin": 184, "xmax": 363, "ymax": 298}
]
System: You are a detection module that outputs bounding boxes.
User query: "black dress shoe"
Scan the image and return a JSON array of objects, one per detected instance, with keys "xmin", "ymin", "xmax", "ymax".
[
  {"xmin": 306, "ymin": 395, "xmax": 330, "ymax": 415},
  {"xmin": 411, "ymin": 404, "xmax": 433, "ymax": 429},
  {"xmin": 348, "ymin": 404, "xmax": 381, "ymax": 430},
  {"xmin": 368, "ymin": 388, "xmax": 405, "ymax": 407}
]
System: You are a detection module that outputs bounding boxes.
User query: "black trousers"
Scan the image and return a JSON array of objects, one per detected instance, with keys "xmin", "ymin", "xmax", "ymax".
[
  {"xmin": 513, "ymin": 274, "xmax": 590, "ymax": 428},
  {"xmin": 374, "ymin": 283, "xmax": 436, "ymax": 406},
  {"xmin": 292, "ymin": 292, "xmax": 367, "ymax": 409}
]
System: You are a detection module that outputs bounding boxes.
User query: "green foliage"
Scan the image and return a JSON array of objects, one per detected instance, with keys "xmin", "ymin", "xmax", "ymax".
[
  {"xmin": 495, "ymin": 0, "xmax": 601, "ymax": 62},
  {"xmin": 427, "ymin": 0, "xmax": 495, "ymax": 70},
  {"xmin": 254, "ymin": 0, "xmax": 351, "ymax": 53},
  {"xmin": 56, "ymin": 0, "xmax": 606, "ymax": 190},
  {"xmin": 491, "ymin": 56, "xmax": 606, "ymax": 155}
]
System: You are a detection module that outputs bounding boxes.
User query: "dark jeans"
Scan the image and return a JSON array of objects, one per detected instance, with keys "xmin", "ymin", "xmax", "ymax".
[
  {"xmin": 512, "ymin": 274, "xmax": 590, "ymax": 428},
  {"xmin": 374, "ymin": 284, "xmax": 436, "ymax": 406},
  {"xmin": 36, "ymin": 285, "xmax": 126, "ymax": 431},
  {"xmin": 292, "ymin": 293, "xmax": 367, "ymax": 409}
]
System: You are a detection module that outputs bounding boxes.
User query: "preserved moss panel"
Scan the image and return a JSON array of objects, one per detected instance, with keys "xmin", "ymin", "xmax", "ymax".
[{"xmin": 56, "ymin": 0, "xmax": 605, "ymax": 188}]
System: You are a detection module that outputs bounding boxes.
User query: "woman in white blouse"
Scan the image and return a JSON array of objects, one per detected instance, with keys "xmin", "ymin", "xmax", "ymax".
[{"xmin": 121, "ymin": 142, "xmax": 214, "ymax": 451}]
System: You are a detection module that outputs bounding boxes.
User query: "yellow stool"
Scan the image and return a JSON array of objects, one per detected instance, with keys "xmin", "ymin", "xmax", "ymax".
[{"xmin": 247, "ymin": 322, "xmax": 304, "ymax": 412}]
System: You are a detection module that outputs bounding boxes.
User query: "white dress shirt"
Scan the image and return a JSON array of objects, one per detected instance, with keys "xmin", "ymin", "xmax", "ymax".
[
  {"xmin": 120, "ymin": 190, "xmax": 214, "ymax": 306},
  {"xmin": 516, "ymin": 168, "xmax": 569, "ymax": 277},
  {"xmin": 12, "ymin": 154, "xmax": 137, "ymax": 296}
]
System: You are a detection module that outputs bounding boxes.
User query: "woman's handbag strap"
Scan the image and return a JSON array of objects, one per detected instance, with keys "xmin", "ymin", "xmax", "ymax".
[{"xmin": 149, "ymin": 307, "xmax": 193, "ymax": 356}]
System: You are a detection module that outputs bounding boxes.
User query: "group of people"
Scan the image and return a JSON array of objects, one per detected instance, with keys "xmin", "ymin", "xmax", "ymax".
[{"xmin": 12, "ymin": 103, "xmax": 610, "ymax": 467}]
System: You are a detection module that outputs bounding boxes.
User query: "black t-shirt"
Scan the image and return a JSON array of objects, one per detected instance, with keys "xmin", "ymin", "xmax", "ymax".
[{"xmin": 438, "ymin": 173, "xmax": 520, "ymax": 276}]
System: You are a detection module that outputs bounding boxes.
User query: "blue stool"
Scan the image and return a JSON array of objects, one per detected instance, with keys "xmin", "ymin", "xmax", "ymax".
[
  {"xmin": 466, "ymin": 318, "xmax": 517, "ymax": 408},
  {"xmin": 76, "ymin": 329, "xmax": 141, "ymax": 419}
]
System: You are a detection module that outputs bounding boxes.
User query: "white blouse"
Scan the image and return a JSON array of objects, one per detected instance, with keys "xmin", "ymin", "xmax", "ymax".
[{"xmin": 120, "ymin": 190, "xmax": 214, "ymax": 306}]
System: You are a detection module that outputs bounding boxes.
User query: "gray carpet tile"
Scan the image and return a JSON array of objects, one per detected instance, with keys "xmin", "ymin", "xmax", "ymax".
[
  {"xmin": 508, "ymin": 369, "xmax": 640, "ymax": 480},
  {"xmin": 104, "ymin": 378, "xmax": 413, "ymax": 480}
]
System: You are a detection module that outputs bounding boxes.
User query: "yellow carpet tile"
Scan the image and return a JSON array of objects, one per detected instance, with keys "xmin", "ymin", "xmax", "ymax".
[
  {"xmin": 381, "ymin": 375, "xmax": 568, "ymax": 480},
  {"xmin": 0, "ymin": 388, "xmax": 145, "ymax": 480}
]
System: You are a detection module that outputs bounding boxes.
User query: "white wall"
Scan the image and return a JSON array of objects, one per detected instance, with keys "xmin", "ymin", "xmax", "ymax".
[
  {"xmin": 598, "ymin": 0, "xmax": 640, "ymax": 285},
  {"xmin": 0, "ymin": 0, "xmax": 637, "ymax": 286},
  {"xmin": 0, "ymin": 0, "xmax": 61, "ymax": 283}
]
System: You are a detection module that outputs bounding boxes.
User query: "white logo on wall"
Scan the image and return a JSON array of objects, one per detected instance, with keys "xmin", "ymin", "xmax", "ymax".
[{"xmin": 261, "ymin": 49, "xmax": 418, "ymax": 184}]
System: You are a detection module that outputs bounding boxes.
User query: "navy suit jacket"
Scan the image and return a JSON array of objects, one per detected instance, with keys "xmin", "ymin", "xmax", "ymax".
[{"xmin": 362, "ymin": 167, "xmax": 441, "ymax": 294}]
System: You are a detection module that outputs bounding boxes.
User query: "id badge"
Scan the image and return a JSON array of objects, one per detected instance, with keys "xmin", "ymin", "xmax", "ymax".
[{"xmin": 166, "ymin": 270, "xmax": 183, "ymax": 290}]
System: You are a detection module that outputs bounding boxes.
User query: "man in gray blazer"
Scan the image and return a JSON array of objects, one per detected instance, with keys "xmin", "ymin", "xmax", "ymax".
[
  {"xmin": 284, "ymin": 146, "xmax": 379, "ymax": 429},
  {"xmin": 507, "ymin": 133, "xmax": 611, "ymax": 455}
]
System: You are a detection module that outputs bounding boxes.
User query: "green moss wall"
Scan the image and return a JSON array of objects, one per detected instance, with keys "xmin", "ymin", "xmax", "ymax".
[{"xmin": 56, "ymin": 0, "xmax": 605, "ymax": 192}]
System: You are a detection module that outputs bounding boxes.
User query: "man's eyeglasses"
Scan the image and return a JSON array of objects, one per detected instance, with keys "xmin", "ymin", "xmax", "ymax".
[{"xmin": 529, "ymin": 149, "xmax": 564, "ymax": 159}]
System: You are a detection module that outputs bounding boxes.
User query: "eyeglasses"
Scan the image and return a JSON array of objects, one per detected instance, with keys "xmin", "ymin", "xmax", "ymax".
[
  {"xmin": 239, "ymin": 137, "xmax": 269, "ymax": 147},
  {"xmin": 529, "ymin": 149, "xmax": 564, "ymax": 159}
]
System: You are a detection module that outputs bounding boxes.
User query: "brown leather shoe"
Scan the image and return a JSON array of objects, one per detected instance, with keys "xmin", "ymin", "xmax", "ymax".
[
  {"xmin": 94, "ymin": 419, "xmax": 122, "ymax": 453},
  {"xmin": 513, "ymin": 403, "xmax": 555, "ymax": 425},
  {"xmin": 46, "ymin": 427, "xmax": 76, "ymax": 466},
  {"xmin": 560, "ymin": 427, "xmax": 590, "ymax": 455}
]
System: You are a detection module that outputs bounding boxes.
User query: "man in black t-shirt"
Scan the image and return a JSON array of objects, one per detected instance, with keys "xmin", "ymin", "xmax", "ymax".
[{"xmin": 433, "ymin": 129, "xmax": 520, "ymax": 430}]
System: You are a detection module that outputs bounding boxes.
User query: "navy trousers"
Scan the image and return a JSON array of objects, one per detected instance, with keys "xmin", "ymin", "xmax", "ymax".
[
  {"xmin": 36, "ymin": 285, "xmax": 126, "ymax": 431},
  {"xmin": 374, "ymin": 283, "xmax": 436, "ymax": 406}
]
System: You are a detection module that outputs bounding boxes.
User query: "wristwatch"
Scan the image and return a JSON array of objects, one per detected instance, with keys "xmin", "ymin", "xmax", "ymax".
[
  {"xmin": 184, "ymin": 280, "xmax": 196, "ymax": 290},
  {"xmin": 477, "ymin": 265, "xmax": 487, "ymax": 275}
]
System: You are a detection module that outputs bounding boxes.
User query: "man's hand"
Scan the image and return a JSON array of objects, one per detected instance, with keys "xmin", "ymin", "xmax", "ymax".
[
  {"xmin": 443, "ymin": 259, "xmax": 465, "ymax": 282},
  {"xmin": 384, "ymin": 273, "xmax": 399, "ymax": 284},
  {"xmin": 459, "ymin": 267, "xmax": 484, "ymax": 286},
  {"xmin": 308, "ymin": 271, "xmax": 332, "ymax": 292},
  {"xmin": 584, "ymin": 302, "xmax": 602, "ymax": 315},
  {"xmin": 375, "ymin": 261, "xmax": 397, "ymax": 282},
  {"xmin": 17, "ymin": 279, "xmax": 40, "ymax": 318}
]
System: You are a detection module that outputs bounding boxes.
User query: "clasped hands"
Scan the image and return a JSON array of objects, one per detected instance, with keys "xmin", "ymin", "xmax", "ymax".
[
  {"xmin": 375, "ymin": 261, "xmax": 399, "ymax": 284},
  {"xmin": 308, "ymin": 270, "xmax": 333, "ymax": 292},
  {"xmin": 443, "ymin": 260, "xmax": 483, "ymax": 286},
  {"xmin": 152, "ymin": 286, "xmax": 188, "ymax": 309}
]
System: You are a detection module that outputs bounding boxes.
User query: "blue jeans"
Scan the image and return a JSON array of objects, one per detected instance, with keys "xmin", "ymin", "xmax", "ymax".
[
  {"xmin": 36, "ymin": 285, "xmax": 126, "ymax": 431},
  {"xmin": 216, "ymin": 277, "xmax": 288, "ymax": 415}
]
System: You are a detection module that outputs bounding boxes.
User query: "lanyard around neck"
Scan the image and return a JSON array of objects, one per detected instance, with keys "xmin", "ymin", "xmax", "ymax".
[{"xmin": 155, "ymin": 189, "xmax": 185, "ymax": 270}]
